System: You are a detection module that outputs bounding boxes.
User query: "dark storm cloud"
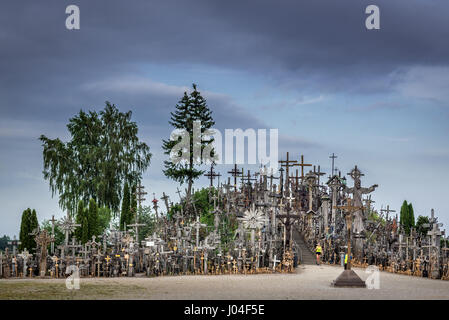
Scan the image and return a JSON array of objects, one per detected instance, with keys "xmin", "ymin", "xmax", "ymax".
[{"xmin": 1, "ymin": 0, "xmax": 449, "ymax": 119}]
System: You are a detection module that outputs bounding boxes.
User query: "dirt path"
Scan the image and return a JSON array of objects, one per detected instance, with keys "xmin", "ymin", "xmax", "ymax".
[{"xmin": 1, "ymin": 265, "xmax": 448, "ymax": 299}]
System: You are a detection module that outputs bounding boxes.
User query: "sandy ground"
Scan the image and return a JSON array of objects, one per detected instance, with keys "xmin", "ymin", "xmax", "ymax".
[{"xmin": 1, "ymin": 265, "xmax": 449, "ymax": 300}]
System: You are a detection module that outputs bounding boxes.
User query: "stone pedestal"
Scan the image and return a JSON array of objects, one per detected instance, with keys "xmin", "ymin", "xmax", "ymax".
[{"xmin": 332, "ymin": 270, "xmax": 366, "ymax": 288}]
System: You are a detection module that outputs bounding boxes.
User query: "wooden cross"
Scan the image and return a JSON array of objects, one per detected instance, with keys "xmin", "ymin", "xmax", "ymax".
[
  {"xmin": 244, "ymin": 170, "xmax": 257, "ymax": 185},
  {"xmin": 128, "ymin": 221, "xmax": 146, "ymax": 243},
  {"xmin": 277, "ymin": 200, "xmax": 301, "ymax": 249},
  {"xmin": 190, "ymin": 216, "xmax": 207, "ymax": 247},
  {"xmin": 313, "ymin": 165, "xmax": 326, "ymax": 185},
  {"xmin": 161, "ymin": 192, "xmax": 170, "ymax": 212},
  {"xmin": 278, "ymin": 152, "xmax": 298, "ymax": 191},
  {"xmin": 204, "ymin": 164, "xmax": 221, "ymax": 187},
  {"xmin": 227, "ymin": 164, "xmax": 241, "ymax": 190},
  {"xmin": 135, "ymin": 181, "xmax": 147, "ymax": 207},
  {"xmin": 380, "ymin": 205, "xmax": 396, "ymax": 220},
  {"xmin": 329, "ymin": 153, "xmax": 337, "ymax": 178},
  {"xmin": 176, "ymin": 187, "xmax": 183, "ymax": 201},
  {"xmin": 298, "ymin": 155, "xmax": 312, "ymax": 179}
]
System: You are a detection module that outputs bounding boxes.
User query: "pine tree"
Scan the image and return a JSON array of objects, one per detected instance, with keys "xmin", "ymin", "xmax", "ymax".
[
  {"xmin": 19, "ymin": 209, "xmax": 30, "ymax": 251},
  {"xmin": 29, "ymin": 209, "xmax": 39, "ymax": 253},
  {"xmin": 88, "ymin": 199, "xmax": 99, "ymax": 239},
  {"xmin": 81, "ymin": 215, "xmax": 89, "ymax": 244},
  {"xmin": 408, "ymin": 203, "xmax": 415, "ymax": 232},
  {"xmin": 162, "ymin": 84, "xmax": 215, "ymax": 202},
  {"xmin": 120, "ymin": 182, "xmax": 130, "ymax": 231},
  {"xmin": 400, "ymin": 200, "xmax": 409, "ymax": 231}
]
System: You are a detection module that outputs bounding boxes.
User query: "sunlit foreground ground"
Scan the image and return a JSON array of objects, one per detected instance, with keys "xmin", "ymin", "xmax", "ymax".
[{"xmin": 1, "ymin": 265, "xmax": 449, "ymax": 300}]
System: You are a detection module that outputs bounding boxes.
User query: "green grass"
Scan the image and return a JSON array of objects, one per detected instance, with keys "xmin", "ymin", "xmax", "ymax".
[{"xmin": 0, "ymin": 280, "xmax": 147, "ymax": 300}]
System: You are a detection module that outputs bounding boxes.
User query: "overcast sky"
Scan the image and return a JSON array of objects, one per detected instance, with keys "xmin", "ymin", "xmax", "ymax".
[{"xmin": 1, "ymin": 0, "xmax": 449, "ymax": 237}]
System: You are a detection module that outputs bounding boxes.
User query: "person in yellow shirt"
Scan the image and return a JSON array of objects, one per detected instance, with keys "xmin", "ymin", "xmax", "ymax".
[{"xmin": 315, "ymin": 243, "xmax": 322, "ymax": 265}]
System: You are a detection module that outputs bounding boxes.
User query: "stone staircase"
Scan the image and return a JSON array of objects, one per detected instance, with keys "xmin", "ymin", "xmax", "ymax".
[{"xmin": 292, "ymin": 228, "xmax": 316, "ymax": 265}]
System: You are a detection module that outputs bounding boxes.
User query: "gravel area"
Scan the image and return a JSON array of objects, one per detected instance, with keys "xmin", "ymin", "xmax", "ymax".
[{"xmin": 1, "ymin": 265, "xmax": 448, "ymax": 299}]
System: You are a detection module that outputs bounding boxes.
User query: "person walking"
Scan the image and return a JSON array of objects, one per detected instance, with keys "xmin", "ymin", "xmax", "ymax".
[{"xmin": 315, "ymin": 243, "xmax": 322, "ymax": 265}]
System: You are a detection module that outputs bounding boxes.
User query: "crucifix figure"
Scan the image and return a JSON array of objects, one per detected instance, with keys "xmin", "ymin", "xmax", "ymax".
[
  {"xmin": 34, "ymin": 229, "xmax": 54, "ymax": 277},
  {"xmin": 343, "ymin": 166, "xmax": 378, "ymax": 234},
  {"xmin": 332, "ymin": 198, "xmax": 366, "ymax": 288}
]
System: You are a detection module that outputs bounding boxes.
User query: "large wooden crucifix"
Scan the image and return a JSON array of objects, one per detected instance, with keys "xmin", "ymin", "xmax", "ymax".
[
  {"xmin": 298, "ymin": 155, "xmax": 312, "ymax": 179},
  {"xmin": 277, "ymin": 198, "xmax": 301, "ymax": 250},
  {"xmin": 34, "ymin": 229, "xmax": 54, "ymax": 277},
  {"xmin": 334, "ymin": 198, "xmax": 364, "ymax": 270}
]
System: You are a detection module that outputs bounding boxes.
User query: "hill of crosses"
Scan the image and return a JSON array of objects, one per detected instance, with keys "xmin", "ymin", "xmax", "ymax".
[{"xmin": 1, "ymin": 153, "xmax": 448, "ymax": 281}]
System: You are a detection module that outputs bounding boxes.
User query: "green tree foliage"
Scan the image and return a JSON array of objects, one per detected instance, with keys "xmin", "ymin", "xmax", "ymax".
[
  {"xmin": 75, "ymin": 200, "xmax": 87, "ymax": 241},
  {"xmin": 400, "ymin": 200, "xmax": 415, "ymax": 235},
  {"xmin": 120, "ymin": 182, "xmax": 130, "ymax": 231},
  {"xmin": 75, "ymin": 199, "xmax": 104, "ymax": 244},
  {"xmin": 137, "ymin": 206, "xmax": 155, "ymax": 242},
  {"xmin": 41, "ymin": 219, "xmax": 64, "ymax": 247},
  {"xmin": 97, "ymin": 206, "xmax": 112, "ymax": 235},
  {"xmin": 0, "ymin": 235, "xmax": 11, "ymax": 251},
  {"xmin": 416, "ymin": 215, "xmax": 430, "ymax": 237},
  {"xmin": 130, "ymin": 184, "xmax": 137, "ymax": 224},
  {"xmin": 162, "ymin": 84, "xmax": 215, "ymax": 200},
  {"xmin": 88, "ymin": 198, "xmax": 99, "ymax": 238},
  {"xmin": 81, "ymin": 216, "xmax": 89, "ymax": 244},
  {"xmin": 19, "ymin": 208, "xmax": 38, "ymax": 253},
  {"xmin": 408, "ymin": 203, "xmax": 415, "ymax": 231},
  {"xmin": 400, "ymin": 200, "xmax": 408, "ymax": 227},
  {"xmin": 40, "ymin": 102, "xmax": 152, "ymax": 215}
]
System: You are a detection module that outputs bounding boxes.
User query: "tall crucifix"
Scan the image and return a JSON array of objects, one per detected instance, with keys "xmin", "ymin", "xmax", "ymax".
[
  {"xmin": 343, "ymin": 166, "xmax": 378, "ymax": 234},
  {"xmin": 35, "ymin": 229, "xmax": 54, "ymax": 277},
  {"xmin": 332, "ymin": 198, "xmax": 367, "ymax": 287},
  {"xmin": 278, "ymin": 152, "xmax": 298, "ymax": 193},
  {"xmin": 277, "ymin": 197, "xmax": 301, "ymax": 250}
]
